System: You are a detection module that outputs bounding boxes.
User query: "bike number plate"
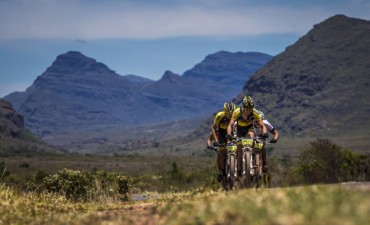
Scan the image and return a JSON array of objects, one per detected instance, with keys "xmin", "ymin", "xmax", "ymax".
[
  {"xmin": 242, "ymin": 139, "xmax": 253, "ymax": 147},
  {"xmin": 255, "ymin": 142, "xmax": 264, "ymax": 150},
  {"xmin": 226, "ymin": 145, "xmax": 237, "ymax": 152}
]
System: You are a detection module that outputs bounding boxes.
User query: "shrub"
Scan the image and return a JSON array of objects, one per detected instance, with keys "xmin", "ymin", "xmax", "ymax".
[
  {"xmin": 43, "ymin": 169, "xmax": 130, "ymax": 202},
  {"xmin": 296, "ymin": 138, "xmax": 370, "ymax": 184},
  {"xmin": 297, "ymin": 139, "xmax": 343, "ymax": 183}
]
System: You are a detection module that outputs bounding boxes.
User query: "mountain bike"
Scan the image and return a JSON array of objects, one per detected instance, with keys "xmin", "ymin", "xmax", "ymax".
[
  {"xmin": 223, "ymin": 143, "xmax": 238, "ymax": 190},
  {"xmin": 208, "ymin": 143, "xmax": 237, "ymax": 191},
  {"xmin": 239, "ymin": 136, "xmax": 270, "ymax": 188}
]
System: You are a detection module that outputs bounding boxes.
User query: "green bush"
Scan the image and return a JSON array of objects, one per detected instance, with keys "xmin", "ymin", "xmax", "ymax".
[
  {"xmin": 296, "ymin": 138, "xmax": 370, "ymax": 184},
  {"xmin": 297, "ymin": 139, "xmax": 343, "ymax": 183},
  {"xmin": 43, "ymin": 169, "xmax": 130, "ymax": 202}
]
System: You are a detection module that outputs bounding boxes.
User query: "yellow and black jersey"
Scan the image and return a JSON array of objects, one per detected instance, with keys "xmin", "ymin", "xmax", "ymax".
[
  {"xmin": 232, "ymin": 107, "xmax": 262, "ymax": 127},
  {"xmin": 213, "ymin": 111, "xmax": 231, "ymax": 130}
]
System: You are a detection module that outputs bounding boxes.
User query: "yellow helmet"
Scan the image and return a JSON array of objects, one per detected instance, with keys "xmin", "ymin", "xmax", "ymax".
[
  {"xmin": 242, "ymin": 96, "xmax": 254, "ymax": 108},
  {"xmin": 223, "ymin": 102, "xmax": 236, "ymax": 114}
]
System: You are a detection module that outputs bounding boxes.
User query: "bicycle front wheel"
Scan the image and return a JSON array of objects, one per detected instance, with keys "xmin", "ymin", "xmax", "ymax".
[
  {"xmin": 225, "ymin": 154, "xmax": 236, "ymax": 191},
  {"xmin": 244, "ymin": 150, "xmax": 252, "ymax": 188}
]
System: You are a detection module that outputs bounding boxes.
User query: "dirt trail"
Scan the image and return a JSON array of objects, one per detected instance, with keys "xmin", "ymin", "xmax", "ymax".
[
  {"xmin": 96, "ymin": 202, "xmax": 163, "ymax": 225},
  {"xmin": 341, "ymin": 181, "xmax": 370, "ymax": 191}
]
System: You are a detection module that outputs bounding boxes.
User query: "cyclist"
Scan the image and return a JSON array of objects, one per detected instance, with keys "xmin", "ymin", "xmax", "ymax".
[
  {"xmin": 226, "ymin": 96, "xmax": 268, "ymax": 176},
  {"xmin": 212, "ymin": 102, "xmax": 236, "ymax": 182},
  {"xmin": 253, "ymin": 110, "xmax": 280, "ymax": 172}
]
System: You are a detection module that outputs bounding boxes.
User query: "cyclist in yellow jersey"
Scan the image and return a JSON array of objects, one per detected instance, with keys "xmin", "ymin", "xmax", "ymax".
[
  {"xmin": 212, "ymin": 102, "xmax": 236, "ymax": 182},
  {"xmin": 226, "ymin": 96, "xmax": 268, "ymax": 176}
]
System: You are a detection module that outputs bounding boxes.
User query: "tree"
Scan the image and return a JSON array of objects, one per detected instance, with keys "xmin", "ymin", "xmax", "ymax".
[{"xmin": 298, "ymin": 138, "xmax": 343, "ymax": 184}]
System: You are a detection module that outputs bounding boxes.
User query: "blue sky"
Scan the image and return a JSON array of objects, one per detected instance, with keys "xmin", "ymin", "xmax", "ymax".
[{"xmin": 1, "ymin": 0, "xmax": 369, "ymax": 97}]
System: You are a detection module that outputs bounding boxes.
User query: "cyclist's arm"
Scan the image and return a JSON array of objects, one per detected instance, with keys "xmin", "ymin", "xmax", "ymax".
[
  {"xmin": 271, "ymin": 128, "xmax": 279, "ymax": 140},
  {"xmin": 212, "ymin": 125, "xmax": 219, "ymax": 143},
  {"xmin": 207, "ymin": 133, "xmax": 213, "ymax": 146},
  {"xmin": 257, "ymin": 119, "xmax": 267, "ymax": 135},
  {"xmin": 265, "ymin": 120, "xmax": 279, "ymax": 140},
  {"xmin": 227, "ymin": 118, "xmax": 235, "ymax": 136}
]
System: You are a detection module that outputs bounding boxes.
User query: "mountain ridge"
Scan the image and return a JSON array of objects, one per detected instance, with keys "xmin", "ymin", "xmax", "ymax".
[{"xmin": 4, "ymin": 50, "xmax": 271, "ymax": 140}]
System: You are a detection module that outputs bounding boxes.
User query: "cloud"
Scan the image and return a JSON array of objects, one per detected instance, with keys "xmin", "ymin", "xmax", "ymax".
[{"xmin": 0, "ymin": 0, "xmax": 369, "ymax": 40}]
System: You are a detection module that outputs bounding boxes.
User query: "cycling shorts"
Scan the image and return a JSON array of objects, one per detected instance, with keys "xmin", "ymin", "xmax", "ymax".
[
  {"xmin": 218, "ymin": 128, "xmax": 228, "ymax": 144},
  {"xmin": 236, "ymin": 124, "xmax": 255, "ymax": 137}
]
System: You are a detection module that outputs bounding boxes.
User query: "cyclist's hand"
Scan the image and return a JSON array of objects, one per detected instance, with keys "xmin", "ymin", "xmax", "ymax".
[
  {"xmin": 213, "ymin": 142, "xmax": 219, "ymax": 147},
  {"xmin": 225, "ymin": 134, "xmax": 232, "ymax": 141},
  {"xmin": 270, "ymin": 139, "xmax": 277, "ymax": 143},
  {"xmin": 262, "ymin": 133, "xmax": 269, "ymax": 139}
]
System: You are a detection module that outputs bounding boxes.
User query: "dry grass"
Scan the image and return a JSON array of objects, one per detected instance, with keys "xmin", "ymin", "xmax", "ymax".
[{"xmin": 1, "ymin": 183, "xmax": 369, "ymax": 225}]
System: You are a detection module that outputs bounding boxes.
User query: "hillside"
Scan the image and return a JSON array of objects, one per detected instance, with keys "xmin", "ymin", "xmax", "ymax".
[
  {"xmin": 0, "ymin": 99, "xmax": 63, "ymax": 154},
  {"xmin": 231, "ymin": 15, "xmax": 370, "ymax": 152}
]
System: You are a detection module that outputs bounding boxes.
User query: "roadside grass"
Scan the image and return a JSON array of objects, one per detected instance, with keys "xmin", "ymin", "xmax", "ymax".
[
  {"xmin": 158, "ymin": 184, "xmax": 370, "ymax": 225},
  {"xmin": 1, "ymin": 183, "xmax": 369, "ymax": 225}
]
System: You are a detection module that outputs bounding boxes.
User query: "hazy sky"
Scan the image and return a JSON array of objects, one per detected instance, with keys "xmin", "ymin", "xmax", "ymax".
[{"xmin": 1, "ymin": 0, "xmax": 369, "ymax": 97}]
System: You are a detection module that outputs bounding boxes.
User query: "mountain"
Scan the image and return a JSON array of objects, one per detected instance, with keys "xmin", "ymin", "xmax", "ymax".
[
  {"xmin": 235, "ymin": 15, "xmax": 370, "ymax": 139},
  {"xmin": 0, "ymin": 99, "xmax": 63, "ymax": 154},
  {"xmin": 4, "ymin": 51, "xmax": 271, "ymax": 140},
  {"xmin": 183, "ymin": 51, "xmax": 272, "ymax": 90}
]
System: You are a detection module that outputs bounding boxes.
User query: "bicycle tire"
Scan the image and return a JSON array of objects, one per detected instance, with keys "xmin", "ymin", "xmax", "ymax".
[
  {"xmin": 255, "ymin": 152, "xmax": 262, "ymax": 188},
  {"xmin": 226, "ymin": 154, "xmax": 236, "ymax": 190},
  {"xmin": 244, "ymin": 150, "xmax": 252, "ymax": 188}
]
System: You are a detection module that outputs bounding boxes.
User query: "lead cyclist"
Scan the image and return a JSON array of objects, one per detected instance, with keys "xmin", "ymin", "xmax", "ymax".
[{"xmin": 226, "ymin": 96, "xmax": 268, "ymax": 176}]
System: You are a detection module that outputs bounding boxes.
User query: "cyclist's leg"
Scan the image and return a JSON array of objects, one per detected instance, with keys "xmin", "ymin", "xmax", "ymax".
[
  {"xmin": 217, "ymin": 129, "xmax": 227, "ymax": 181},
  {"xmin": 262, "ymin": 144, "xmax": 268, "ymax": 172},
  {"xmin": 236, "ymin": 125, "xmax": 247, "ymax": 175}
]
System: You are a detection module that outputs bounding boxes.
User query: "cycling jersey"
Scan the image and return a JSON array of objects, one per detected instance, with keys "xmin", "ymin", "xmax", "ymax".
[
  {"xmin": 213, "ymin": 111, "xmax": 231, "ymax": 130},
  {"xmin": 232, "ymin": 107, "xmax": 263, "ymax": 127}
]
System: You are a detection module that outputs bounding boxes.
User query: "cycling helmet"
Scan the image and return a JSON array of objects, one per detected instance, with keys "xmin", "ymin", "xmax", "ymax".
[
  {"xmin": 242, "ymin": 96, "xmax": 254, "ymax": 108},
  {"xmin": 224, "ymin": 102, "xmax": 236, "ymax": 114}
]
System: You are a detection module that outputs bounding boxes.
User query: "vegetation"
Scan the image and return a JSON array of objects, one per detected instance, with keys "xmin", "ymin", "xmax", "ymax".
[
  {"xmin": 0, "ymin": 183, "xmax": 369, "ymax": 225},
  {"xmin": 43, "ymin": 169, "xmax": 130, "ymax": 201},
  {"xmin": 0, "ymin": 138, "xmax": 369, "ymax": 224},
  {"xmin": 159, "ymin": 185, "xmax": 370, "ymax": 225}
]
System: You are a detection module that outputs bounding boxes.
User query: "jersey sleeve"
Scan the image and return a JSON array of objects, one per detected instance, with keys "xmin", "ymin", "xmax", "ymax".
[
  {"xmin": 253, "ymin": 109, "xmax": 262, "ymax": 120},
  {"xmin": 263, "ymin": 120, "xmax": 274, "ymax": 131},
  {"xmin": 232, "ymin": 108, "xmax": 240, "ymax": 120},
  {"xmin": 213, "ymin": 112, "xmax": 224, "ymax": 127}
]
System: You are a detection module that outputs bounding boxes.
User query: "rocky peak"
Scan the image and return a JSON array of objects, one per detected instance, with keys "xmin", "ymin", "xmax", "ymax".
[
  {"xmin": 44, "ymin": 51, "xmax": 112, "ymax": 76},
  {"xmin": 161, "ymin": 70, "xmax": 181, "ymax": 82}
]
